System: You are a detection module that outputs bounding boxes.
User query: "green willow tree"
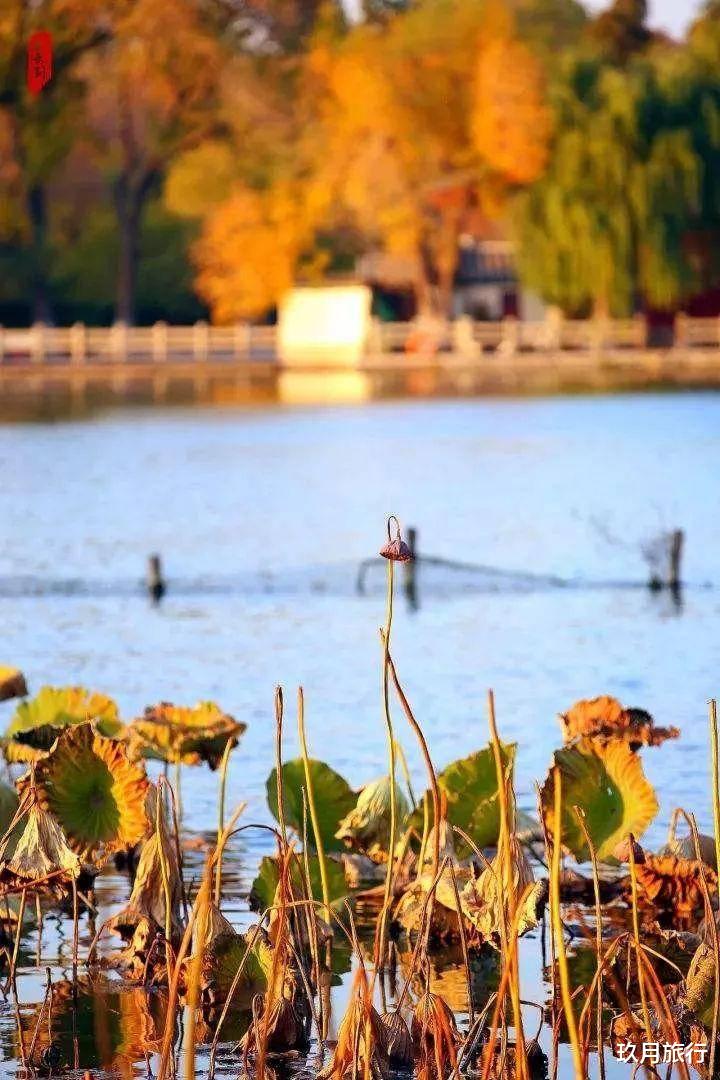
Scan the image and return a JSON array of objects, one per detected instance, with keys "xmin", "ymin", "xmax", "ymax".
[{"xmin": 514, "ymin": 56, "xmax": 703, "ymax": 316}]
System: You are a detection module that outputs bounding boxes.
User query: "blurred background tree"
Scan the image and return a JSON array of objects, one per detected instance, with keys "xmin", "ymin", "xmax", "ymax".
[{"xmin": 1, "ymin": 0, "xmax": 719, "ymax": 325}]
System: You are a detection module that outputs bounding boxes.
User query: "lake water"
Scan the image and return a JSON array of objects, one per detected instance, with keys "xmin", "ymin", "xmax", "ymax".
[{"xmin": 2, "ymin": 393, "xmax": 720, "ymax": 1076}]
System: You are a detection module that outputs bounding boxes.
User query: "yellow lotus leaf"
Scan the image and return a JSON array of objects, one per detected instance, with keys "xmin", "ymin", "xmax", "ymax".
[
  {"xmin": 30, "ymin": 724, "xmax": 150, "ymax": 866},
  {"xmin": 3, "ymin": 686, "xmax": 122, "ymax": 764},
  {"xmin": 0, "ymin": 667, "xmax": 27, "ymax": 703},
  {"xmin": 540, "ymin": 737, "xmax": 658, "ymax": 863},
  {"xmin": 129, "ymin": 701, "xmax": 245, "ymax": 769}
]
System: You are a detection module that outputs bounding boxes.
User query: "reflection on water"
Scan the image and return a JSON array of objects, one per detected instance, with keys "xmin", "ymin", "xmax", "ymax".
[{"xmin": 2, "ymin": 395, "xmax": 720, "ymax": 1077}]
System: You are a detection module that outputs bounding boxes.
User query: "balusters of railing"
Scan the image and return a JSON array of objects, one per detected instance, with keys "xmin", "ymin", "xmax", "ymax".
[
  {"xmin": 31, "ymin": 322, "xmax": 46, "ymax": 363},
  {"xmin": 110, "ymin": 321, "xmax": 128, "ymax": 362},
  {"xmin": 234, "ymin": 322, "xmax": 250, "ymax": 360},
  {"xmin": 499, "ymin": 316, "xmax": 519, "ymax": 357},
  {"xmin": 69, "ymin": 322, "xmax": 86, "ymax": 365},
  {"xmin": 193, "ymin": 320, "xmax": 209, "ymax": 362},
  {"xmin": 152, "ymin": 321, "xmax": 168, "ymax": 362}
]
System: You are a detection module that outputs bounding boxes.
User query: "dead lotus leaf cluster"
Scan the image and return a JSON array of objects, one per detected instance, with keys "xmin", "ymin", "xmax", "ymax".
[{"xmin": 560, "ymin": 694, "xmax": 679, "ymax": 750}]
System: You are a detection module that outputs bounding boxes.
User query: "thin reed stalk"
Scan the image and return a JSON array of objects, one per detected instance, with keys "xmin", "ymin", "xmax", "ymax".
[
  {"xmin": 214, "ymin": 737, "xmax": 234, "ymax": 904},
  {"xmin": 297, "ymin": 687, "xmax": 331, "ymax": 922},
  {"xmin": 573, "ymin": 807, "xmax": 605, "ymax": 1080},
  {"xmin": 549, "ymin": 769, "xmax": 584, "ymax": 1079},
  {"xmin": 626, "ymin": 840, "xmax": 652, "ymax": 1041},
  {"xmin": 487, "ymin": 689, "xmax": 526, "ymax": 1080}
]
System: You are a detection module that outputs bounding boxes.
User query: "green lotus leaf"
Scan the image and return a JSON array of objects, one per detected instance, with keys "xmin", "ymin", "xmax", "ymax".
[
  {"xmin": 0, "ymin": 780, "xmax": 19, "ymax": 840},
  {"xmin": 30, "ymin": 724, "xmax": 150, "ymax": 866},
  {"xmin": 0, "ymin": 667, "xmax": 27, "ymax": 703},
  {"xmin": 128, "ymin": 701, "xmax": 245, "ymax": 769},
  {"xmin": 249, "ymin": 853, "xmax": 348, "ymax": 912},
  {"xmin": 266, "ymin": 759, "xmax": 355, "ymax": 852},
  {"xmin": 336, "ymin": 775, "xmax": 410, "ymax": 857},
  {"xmin": 202, "ymin": 929, "xmax": 268, "ymax": 997},
  {"xmin": 410, "ymin": 743, "xmax": 516, "ymax": 858},
  {"xmin": 3, "ymin": 686, "xmax": 122, "ymax": 764},
  {"xmin": 540, "ymin": 737, "xmax": 659, "ymax": 863}
]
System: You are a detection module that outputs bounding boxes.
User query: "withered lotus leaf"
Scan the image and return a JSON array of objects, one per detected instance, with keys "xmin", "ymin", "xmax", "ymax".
[
  {"xmin": 379, "ymin": 1011, "xmax": 413, "ymax": 1068},
  {"xmin": 239, "ymin": 978, "xmax": 311, "ymax": 1057},
  {"xmin": 411, "ymin": 993, "xmax": 460, "ymax": 1074},
  {"xmin": 110, "ymin": 786, "xmax": 183, "ymax": 944},
  {"xmin": 683, "ymin": 941, "xmax": 718, "ymax": 1027},
  {"xmin": 629, "ymin": 853, "xmax": 718, "ymax": 915},
  {"xmin": 3, "ymin": 686, "xmax": 122, "ymax": 764},
  {"xmin": 661, "ymin": 831, "xmax": 717, "ymax": 870},
  {"xmin": 0, "ymin": 667, "xmax": 27, "ymax": 703},
  {"xmin": 318, "ymin": 967, "xmax": 390, "ymax": 1080},
  {"xmin": 335, "ymin": 775, "xmax": 410, "ymax": 859},
  {"xmin": 0, "ymin": 788, "xmax": 80, "ymax": 895},
  {"xmin": 394, "ymin": 867, "xmax": 473, "ymax": 942},
  {"xmin": 459, "ymin": 838, "xmax": 546, "ymax": 938},
  {"xmin": 540, "ymin": 737, "xmax": 658, "ymax": 862},
  {"xmin": 128, "ymin": 701, "xmax": 245, "ymax": 769},
  {"xmin": 29, "ymin": 724, "xmax": 150, "ymax": 866},
  {"xmin": 560, "ymin": 695, "xmax": 679, "ymax": 750}
]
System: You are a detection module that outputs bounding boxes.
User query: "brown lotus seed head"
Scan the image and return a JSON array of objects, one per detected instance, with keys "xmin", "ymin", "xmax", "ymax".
[{"xmin": 380, "ymin": 515, "xmax": 413, "ymax": 562}]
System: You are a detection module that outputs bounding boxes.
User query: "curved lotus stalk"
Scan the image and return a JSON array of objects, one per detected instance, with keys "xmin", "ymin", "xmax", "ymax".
[
  {"xmin": 459, "ymin": 837, "xmax": 547, "ymax": 939},
  {"xmin": 0, "ymin": 787, "xmax": 80, "ymax": 896},
  {"xmin": 335, "ymin": 775, "xmax": 410, "ymax": 861},
  {"xmin": 3, "ymin": 686, "xmax": 122, "ymax": 764},
  {"xmin": 128, "ymin": 701, "xmax": 245, "ymax": 769},
  {"xmin": 628, "ymin": 853, "xmax": 718, "ymax": 915},
  {"xmin": 540, "ymin": 737, "xmax": 659, "ymax": 862},
  {"xmin": 110, "ymin": 785, "xmax": 183, "ymax": 945},
  {"xmin": 0, "ymin": 667, "xmax": 27, "ymax": 703},
  {"xmin": 29, "ymin": 723, "xmax": 150, "ymax": 866},
  {"xmin": 560, "ymin": 695, "xmax": 679, "ymax": 750}
]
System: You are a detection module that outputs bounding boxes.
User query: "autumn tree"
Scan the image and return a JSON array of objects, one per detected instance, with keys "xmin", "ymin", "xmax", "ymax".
[
  {"xmin": 77, "ymin": 0, "xmax": 230, "ymax": 324},
  {"xmin": 0, "ymin": 0, "xmax": 112, "ymax": 321},
  {"xmin": 310, "ymin": 0, "xmax": 550, "ymax": 315}
]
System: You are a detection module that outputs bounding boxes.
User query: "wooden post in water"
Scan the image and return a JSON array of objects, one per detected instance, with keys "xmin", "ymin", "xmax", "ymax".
[
  {"xmin": 147, "ymin": 554, "xmax": 166, "ymax": 604},
  {"xmin": 668, "ymin": 529, "xmax": 684, "ymax": 592},
  {"xmin": 403, "ymin": 527, "xmax": 418, "ymax": 609}
]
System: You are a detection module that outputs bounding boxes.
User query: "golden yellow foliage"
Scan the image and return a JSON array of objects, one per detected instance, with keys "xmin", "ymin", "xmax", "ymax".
[
  {"xmin": 193, "ymin": 184, "xmax": 322, "ymax": 322},
  {"xmin": 472, "ymin": 36, "xmax": 552, "ymax": 186}
]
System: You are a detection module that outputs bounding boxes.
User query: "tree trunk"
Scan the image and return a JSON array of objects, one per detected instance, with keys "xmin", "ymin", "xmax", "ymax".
[
  {"xmin": 27, "ymin": 184, "xmax": 53, "ymax": 324},
  {"xmin": 114, "ymin": 178, "xmax": 143, "ymax": 325}
]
